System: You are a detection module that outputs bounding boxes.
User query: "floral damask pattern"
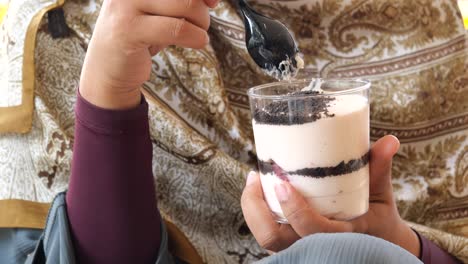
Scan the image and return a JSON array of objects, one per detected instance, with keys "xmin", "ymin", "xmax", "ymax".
[
  {"xmin": 1, "ymin": 0, "xmax": 467, "ymax": 263},
  {"xmin": 392, "ymin": 134, "xmax": 468, "ymax": 224},
  {"xmin": 250, "ymin": 0, "xmax": 465, "ymax": 83},
  {"xmin": 369, "ymin": 56, "xmax": 468, "ymax": 125}
]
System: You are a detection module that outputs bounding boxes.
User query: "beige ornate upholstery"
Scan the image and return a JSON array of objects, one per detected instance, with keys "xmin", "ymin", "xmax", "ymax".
[{"xmin": 0, "ymin": 0, "xmax": 467, "ymax": 262}]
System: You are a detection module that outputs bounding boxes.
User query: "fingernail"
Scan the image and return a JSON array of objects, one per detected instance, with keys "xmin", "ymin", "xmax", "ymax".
[
  {"xmin": 246, "ymin": 171, "xmax": 257, "ymax": 186},
  {"xmin": 390, "ymin": 135, "xmax": 400, "ymax": 151},
  {"xmin": 275, "ymin": 182, "xmax": 289, "ymax": 202},
  {"xmin": 383, "ymin": 135, "xmax": 400, "ymax": 156}
]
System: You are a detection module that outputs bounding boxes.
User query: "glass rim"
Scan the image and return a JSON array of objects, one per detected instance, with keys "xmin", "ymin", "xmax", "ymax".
[{"xmin": 247, "ymin": 78, "xmax": 371, "ymax": 100}]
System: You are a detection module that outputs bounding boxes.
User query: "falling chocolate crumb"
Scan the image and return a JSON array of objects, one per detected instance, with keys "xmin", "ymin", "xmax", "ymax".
[{"xmin": 253, "ymin": 91, "xmax": 335, "ymax": 125}]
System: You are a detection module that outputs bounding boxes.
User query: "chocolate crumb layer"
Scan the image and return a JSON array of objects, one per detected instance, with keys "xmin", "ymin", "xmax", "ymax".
[
  {"xmin": 253, "ymin": 91, "xmax": 335, "ymax": 125},
  {"xmin": 258, "ymin": 151, "xmax": 369, "ymax": 178}
]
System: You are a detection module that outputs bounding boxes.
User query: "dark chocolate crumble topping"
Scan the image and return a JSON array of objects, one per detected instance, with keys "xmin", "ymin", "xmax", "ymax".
[
  {"xmin": 253, "ymin": 91, "xmax": 336, "ymax": 125},
  {"xmin": 258, "ymin": 151, "xmax": 369, "ymax": 178}
]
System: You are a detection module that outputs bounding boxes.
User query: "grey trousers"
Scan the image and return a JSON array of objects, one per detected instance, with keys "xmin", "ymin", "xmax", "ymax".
[
  {"xmin": 0, "ymin": 193, "xmax": 422, "ymax": 264},
  {"xmin": 257, "ymin": 233, "xmax": 422, "ymax": 264},
  {"xmin": 0, "ymin": 193, "xmax": 174, "ymax": 264}
]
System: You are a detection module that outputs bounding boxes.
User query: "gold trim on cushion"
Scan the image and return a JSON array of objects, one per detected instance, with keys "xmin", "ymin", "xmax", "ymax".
[
  {"xmin": 166, "ymin": 220, "xmax": 204, "ymax": 264},
  {"xmin": 0, "ymin": 199, "xmax": 204, "ymax": 262},
  {"xmin": 459, "ymin": 0, "xmax": 468, "ymax": 28},
  {"xmin": 0, "ymin": 199, "xmax": 50, "ymax": 229},
  {"xmin": 0, "ymin": 0, "xmax": 64, "ymax": 134},
  {"xmin": 0, "ymin": 4, "xmax": 7, "ymax": 23}
]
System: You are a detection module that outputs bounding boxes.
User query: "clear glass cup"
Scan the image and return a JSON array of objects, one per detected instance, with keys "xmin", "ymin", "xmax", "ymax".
[{"xmin": 248, "ymin": 78, "xmax": 371, "ymax": 223}]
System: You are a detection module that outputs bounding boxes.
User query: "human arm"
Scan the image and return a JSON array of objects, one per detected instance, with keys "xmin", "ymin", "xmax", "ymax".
[{"xmin": 66, "ymin": 0, "xmax": 218, "ymax": 263}]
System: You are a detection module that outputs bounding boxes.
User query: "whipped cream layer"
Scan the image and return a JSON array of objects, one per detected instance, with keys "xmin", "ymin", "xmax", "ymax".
[
  {"xmin": 253, "ymin": 94, "xmax": 369, "ymax": 170},
  {"xmin": 252, "ymin": 93, "xmax": 370, "ymax": 221}
]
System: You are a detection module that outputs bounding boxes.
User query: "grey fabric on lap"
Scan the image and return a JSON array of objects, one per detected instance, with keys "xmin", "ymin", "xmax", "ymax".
[
  {"xmin": 0, "ymin": 193, "xmax": 165, "ymax": 264},
  {"xmin": 257, "ymin": 233, "xmax": 422, "ymax": 264},
  {"xmin": 0, "ymin": 228, "xmax": 42, "ymax": 263}
]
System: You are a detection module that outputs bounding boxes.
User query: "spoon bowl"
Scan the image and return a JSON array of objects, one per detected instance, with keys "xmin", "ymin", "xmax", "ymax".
[{"xmin": 238, "ymin": 0, "xmax": 302, "ymax": 78}]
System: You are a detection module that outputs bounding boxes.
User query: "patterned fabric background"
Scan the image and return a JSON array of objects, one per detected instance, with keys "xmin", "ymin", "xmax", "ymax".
[{"xmin": 0, "ymin": 0, "xmax": 467, "ymax": 263}]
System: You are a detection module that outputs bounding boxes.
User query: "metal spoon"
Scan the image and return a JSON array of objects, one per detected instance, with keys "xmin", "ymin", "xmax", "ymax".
[{"xmin": 238, "ymin": 0, "xmax": 303, "ymax": 77}]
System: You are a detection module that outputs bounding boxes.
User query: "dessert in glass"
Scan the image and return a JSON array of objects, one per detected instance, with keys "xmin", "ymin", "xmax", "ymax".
[{"xmin": 248, "ymin": 78, "xmax": 371, "ymax": 223}]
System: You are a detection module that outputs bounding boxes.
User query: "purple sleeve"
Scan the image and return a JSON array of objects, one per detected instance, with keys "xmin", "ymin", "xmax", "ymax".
[
  {"xmin": 415, "ymin": 231, "xmax": 461, "ymax": 264},
  {"xmin": 66, "ymin": 92, "xmax": 161, "ymax": 263}
]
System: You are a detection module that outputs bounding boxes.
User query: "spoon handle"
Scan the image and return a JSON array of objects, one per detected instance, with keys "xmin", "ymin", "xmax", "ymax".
[
  {"xmin": 235, "ymin": 0, "xmax": 250, "ymax": 17},
  {"xmin": 238, "ymin": 0, "xmax": 248, "ymax": 8},
  {"xmin": 236, "ymin": 0, "xmax": 260, "ymax": 23}
]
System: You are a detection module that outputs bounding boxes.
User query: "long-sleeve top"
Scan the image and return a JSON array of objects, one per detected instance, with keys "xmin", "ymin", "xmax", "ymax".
[
  {"xmin": 64, "ymin": 92, "xmax": 460, "ymax": 264},
  {"xmin": 66, "ymin": 92, "xmax": 161, "ymax": 263}
]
